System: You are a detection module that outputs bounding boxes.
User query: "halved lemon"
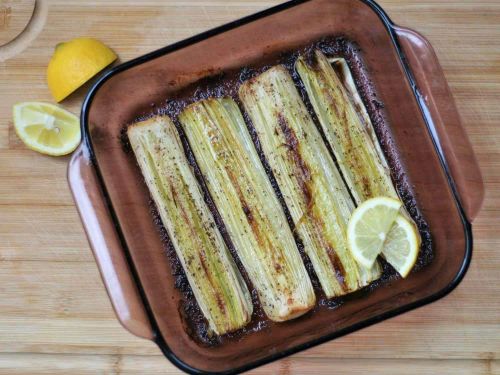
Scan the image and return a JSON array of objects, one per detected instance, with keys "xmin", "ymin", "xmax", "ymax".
[
  {"xmin": 382, "ymin": 214, "xmax": 420, "ymax": 278},
  {"xmin": 47, "ymin": 37, "xmax": 117, "ymax": 102},
  {"xmin": 13, "ymin": 102, "xmax": 81, "ymax": 156},
  {"xmin": 347, "ymin": 197, "xmax": 402, "ymax": 268}
]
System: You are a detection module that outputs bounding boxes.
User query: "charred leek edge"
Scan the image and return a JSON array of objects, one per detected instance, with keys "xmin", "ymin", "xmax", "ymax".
[
  {"xmin": 128, "ymin": 116, "xmax": 252, "ymax": 335},
  {"xmin": 296, "ymin": 50, "xmax": 398, "ymax": 205},
  {"xmin": 328, "ymin": 57, "xmax": 386, "ymax": 156},
  {"xmin": 179, "ymin": 98, "xmax": 315, "ymax": 321},
  {"xmin": 239, "ymin": 66, "xmax": 377, "ymax": 297},
  {"xmin": 298, "ymin": 51, "xmax": 421, "ymax": 250}
]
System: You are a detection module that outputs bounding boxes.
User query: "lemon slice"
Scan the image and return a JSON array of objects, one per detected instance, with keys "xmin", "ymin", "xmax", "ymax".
[
  {"xmin": 13, "ymin": 102, "xmax": 81, "ymax": 156},
  {"xmin": 347, "ymin": 197, "xmax": 402, "ymax": 268},
  {"xmin": 382, "ymin": 215, "xmax": 420, "ymax": 278}
]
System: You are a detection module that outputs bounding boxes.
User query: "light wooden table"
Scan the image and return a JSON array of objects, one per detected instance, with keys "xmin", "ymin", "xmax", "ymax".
[{"xmin": 0, "ymin": 0, "xmax": 499, "ymax": 374}]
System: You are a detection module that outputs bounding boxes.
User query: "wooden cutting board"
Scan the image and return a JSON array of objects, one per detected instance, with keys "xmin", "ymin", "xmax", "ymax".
[{"xmin": 0, "ymin": 0, "xmax": 499, "ymax": 374}]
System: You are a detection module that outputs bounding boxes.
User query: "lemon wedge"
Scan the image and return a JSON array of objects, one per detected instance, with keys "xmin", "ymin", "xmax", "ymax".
[
  {"xmin": 347, "ymin": 197, "xmax": 402, "ymax": 268},
  {"xmin": 382, "ymin": 214, "xmax": 420, "ymax": 278},
  {"xmin": 47, "ymin": 37, "xmax": 117, "ymax": 102},
  {"xmin": 13, "ymin": 102, "xmax": 81, "ymax": 156}
]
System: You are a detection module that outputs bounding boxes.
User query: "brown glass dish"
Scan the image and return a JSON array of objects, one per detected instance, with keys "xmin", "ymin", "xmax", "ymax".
[{"xmin": 68, "ymin": 0, "xmax": 484, "ymax": 373}]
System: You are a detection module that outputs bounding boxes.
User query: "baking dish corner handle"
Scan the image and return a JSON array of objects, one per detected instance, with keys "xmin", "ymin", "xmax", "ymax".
[
  {"xmin": 68, "ymin": 145, "xmax": 154, "ymax": 340},
  {"xmin": 394, "ymin": 26, "xmax": 484, "ymax": 222}
]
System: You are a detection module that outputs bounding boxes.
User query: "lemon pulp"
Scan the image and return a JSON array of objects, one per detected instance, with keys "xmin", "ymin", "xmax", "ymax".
[
  {"xmin": 382, "ymin": 214, "xmax": 420, "ymax": 278},
  {"xmin": 347, "ymin": 197, "xmax": 402, "ymax": 268}
]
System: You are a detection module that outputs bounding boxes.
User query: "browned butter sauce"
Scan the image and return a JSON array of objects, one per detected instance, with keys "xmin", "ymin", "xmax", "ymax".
[{"xmin": 125, "ymin": 37, "xmax": 433, "ymax": 346}]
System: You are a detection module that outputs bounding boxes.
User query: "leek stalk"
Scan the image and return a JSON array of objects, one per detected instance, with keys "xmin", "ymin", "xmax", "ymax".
[{"xmin": 128, "ymin": 116, "xmax": 253, "ymax": 334}]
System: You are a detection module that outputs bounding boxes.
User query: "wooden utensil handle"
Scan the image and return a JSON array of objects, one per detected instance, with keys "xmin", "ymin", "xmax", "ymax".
[
  {"xmin": 394, "ymin": 26, "xmax": 484, "ymax": 222},
  {"xmin": 68, "ymin": 145, "xmax": 154, "ymax": 340}
]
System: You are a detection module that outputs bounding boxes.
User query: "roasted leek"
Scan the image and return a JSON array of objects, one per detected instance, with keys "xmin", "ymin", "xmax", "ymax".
[
  {"xmin": 239, "ymin": 66, "xmax": 380, "ymax": 298},
  {"xmin": 179, "ymin": 98, "xmax": 315, "ymax": 321},
  {"xmin": 296, "ymin": 50, "xmax": 421, "ymax": 245},
  {"xmin": 296, "ymin": 50, "xmax": 398, "ymax": 204},
  {"xmin": 128, "ymin": 116, "xmax": 252, "ymax": 335}
]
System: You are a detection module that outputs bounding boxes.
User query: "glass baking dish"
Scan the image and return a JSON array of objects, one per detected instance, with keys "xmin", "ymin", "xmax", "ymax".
[{"xmin": 68, "ymin": 0, "xmax": 484, "ymax": 373}]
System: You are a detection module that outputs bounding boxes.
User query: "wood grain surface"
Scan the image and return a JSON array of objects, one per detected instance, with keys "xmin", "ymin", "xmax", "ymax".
[
  {"xmin": 0, "ymin": 0, "xmax": 499, "ymax": 374},
  {"xmin": 0, "ymin": 0, "xmax": 35, "ymax": 46}
]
